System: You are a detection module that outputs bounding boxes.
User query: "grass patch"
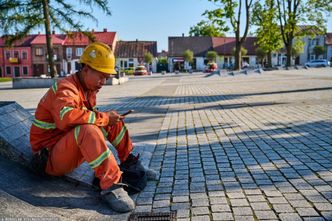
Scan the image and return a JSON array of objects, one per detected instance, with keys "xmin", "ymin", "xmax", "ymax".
[{"xmin": 0, "ymin": 77, "xmax": 12, "ymax": 83}]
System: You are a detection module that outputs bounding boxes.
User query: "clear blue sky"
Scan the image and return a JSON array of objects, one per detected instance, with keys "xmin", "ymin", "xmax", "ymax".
[{"xmin": 79, "ymin": 0, "xmax": 216, "ymax": 51}]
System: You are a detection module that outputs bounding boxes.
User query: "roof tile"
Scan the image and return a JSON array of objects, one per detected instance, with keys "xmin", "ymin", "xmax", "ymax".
[{"xmin": 115, "ymin": 41, "xmax": 157, "ymax": 58}]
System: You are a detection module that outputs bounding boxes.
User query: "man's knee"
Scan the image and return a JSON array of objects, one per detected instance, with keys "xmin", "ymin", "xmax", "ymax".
[{"xmin": 79, "ymin": 124, "xmax": 104, "ymax": 140}]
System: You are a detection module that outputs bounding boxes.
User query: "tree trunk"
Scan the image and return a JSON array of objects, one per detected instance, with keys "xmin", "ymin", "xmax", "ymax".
[
  {"xmin": 267, "ymin": 51, "xmax": 272, "ymax": 68},
  {"xmin": 286, "ymin": 42, "xmax": 292, "ymax": 67},
  {"xmin": 234, "ymin": 42, "xmax": 241, "ymax": 70},
  {"xmin": 42, "ymin": 0, "xmax": 56, "ymax": 78}
]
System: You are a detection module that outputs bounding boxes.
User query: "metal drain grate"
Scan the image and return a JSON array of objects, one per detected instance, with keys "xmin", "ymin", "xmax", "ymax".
[{"xmin": 128, "ymin": 212, "xmax": 176, "ymax": 221}]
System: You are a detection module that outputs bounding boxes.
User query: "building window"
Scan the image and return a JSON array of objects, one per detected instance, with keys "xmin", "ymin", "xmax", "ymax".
[
  {"xmin": 76, "ymin": 48, "xmax": 83, "ymax": 56},
  {"xmin": 75, "ymin": 62, "xmax": 80, "ymax": 71},
  {"xmin": 6, "ymin": 66, "xmax": 11, "ymax": 75},
  {"xmin": 22, "ymin": 51, "xmax": 28, "ymax": 59},
  {"xmin": 0, "ymin": 67, "xmax": 2, "ymax": 77},
  {"xmin": 35, "ymin": 48, "xmax": 44, "ymax": 56},
  {"xmin": 5, "ymin": 51, "xmax": 10, "ymax": 59},
  {"xmin": 53, "ymin": 48, "xmax": 58, "ymax": 60},
  {"xmin": 128, "ymin": 58, "xmax": 134, "ymax": 68},
  {"xmin": 23, "ymin": 66, "xmax": 28, "ymax": 75},
  {"xmin": 14, "ymin": 51, "xmax": 19, "ymax": 58},
  {"xmin": 14, "ymin": 66, "xmax": 20, "ymax": 77},
  {"xmin": 66, "ymin": 48, "xmax": 72, "ymax": 58}
]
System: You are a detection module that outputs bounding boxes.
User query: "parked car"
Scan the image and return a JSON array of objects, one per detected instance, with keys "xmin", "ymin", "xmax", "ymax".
[
  {"xmin": 305, "ymin": 59, "xmax": 330, "ymax": 67},
  {"xmin": 134, "ymin": 65, "xmax": 148, "ymax": 76}
]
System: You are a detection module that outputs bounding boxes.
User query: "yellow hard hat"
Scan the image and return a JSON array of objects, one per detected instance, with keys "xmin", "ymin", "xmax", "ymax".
[{"xmin": 80, "ymin": 42, "xmax": 116, "ymax": 75}]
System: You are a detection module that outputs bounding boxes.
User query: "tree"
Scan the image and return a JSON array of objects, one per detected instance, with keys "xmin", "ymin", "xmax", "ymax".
[
  {"xmin": 255, "ymin": 47, "xmax": 267, "ymax": 66},
  {"xmin": 144, "ymin": 52, "xmax": 154, "ymax": 71},
  {"xmin": 291, "ymin": 39, "xmax": 304, "ymax": 59},
  {"xmin": 232, "ymin": 46, "xmax": 247, "ymax": 56},
  {"xmin": 0, "ymin": 0, "xmax": 111, "ymax": 78},
  {"xmin": 189, "ymin": 20, "xmax": 226, "ymax": 37},
  {"xmin": 206, "ymin": 51, "xmax": 218, "ymax": 62},
  {"xmin": 252, "ymin": 0, "xmax": 283, "ymax": 68},
  {"xmin": 204, "ymin": 0, "xmax": 253, "ymax": 70},
  {"xmin": 183, "ymin": 49, "xmax": 194, "ymax": 71},
  {"xmin": 275, "ymin": 0, "xmax": 332, "ymax": 67},
  {"xmin": 313, "ymin": 45, "xmax": 326, "ymax": 58}
]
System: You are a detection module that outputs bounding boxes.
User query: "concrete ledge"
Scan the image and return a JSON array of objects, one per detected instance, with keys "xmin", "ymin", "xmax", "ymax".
[
  {"xmin": 106, "ymin": 77, "xmax": 129, "ymax": 85},
  {"xmin": 0, "ymin": 101, "xmax": 152, "ymax": 188},
  {"xmin": 13, "ymin": 76, "xmax": 129, "ymax": 89},
  {"xmin": 13, "ymin": 77, "xmax": 58, "ymax": 89}
]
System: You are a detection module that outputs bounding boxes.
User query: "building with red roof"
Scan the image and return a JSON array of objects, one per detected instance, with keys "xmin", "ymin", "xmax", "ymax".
[
  {"xmin": 326, "ymin": 33, "xmax": 332, "ymax": 62},
  {"xmin": 212, "ymin": 37, "xmax": 258, "ymax": 68},
  {"xmin": 0, "ymin": 35, "xmax": 36, "ymax": 77},
  {"xmin": 62, "ymin": 29, "xmax": 117, "ymax": 75},
  {"xmin": 115, "ymin": 40, "xmax": 157, "ymax": 72},
  {"xmin": 30, "ymin": 33, "xmax": 66, "ymax": 76}
]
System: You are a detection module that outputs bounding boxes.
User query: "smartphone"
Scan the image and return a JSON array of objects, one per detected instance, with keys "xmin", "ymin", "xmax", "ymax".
[{"xmin": 121, "ymin": 109, "xmax": 134, "ymax": 116}]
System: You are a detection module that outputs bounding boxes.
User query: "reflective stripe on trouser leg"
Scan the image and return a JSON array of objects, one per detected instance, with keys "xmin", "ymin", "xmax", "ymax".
[
  {"xmin": 105, "ymin": 121, "xmax": 133, "ymax": 163},
  {"xmin": 46, "ymin": 124, "xmax": 121, "ymax": 190}
]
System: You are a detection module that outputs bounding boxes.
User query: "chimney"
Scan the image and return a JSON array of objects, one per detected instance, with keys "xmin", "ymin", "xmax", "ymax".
[
  {"xmin": 182, "ymin": 33, "xmax": 184, "ymax": 37},
  {"xmin": 103, "ymin": 28, "xmax": 107, "ymax": 32},
  {"xmin": 52, "ymin": 30, "xmax": 55, "ymax": 34},
  {"xmin": 136, "ymin": 39, "xmax": 138, "ymax": 42},
  {"xmin": 92, "ymin": 29, "xmax": 95, "ymax": 32}
]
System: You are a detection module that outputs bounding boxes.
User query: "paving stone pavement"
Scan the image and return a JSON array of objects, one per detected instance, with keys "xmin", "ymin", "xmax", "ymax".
[{"xmin": 0, "ymin": 68, "xmax": 331, "ymax": 220}]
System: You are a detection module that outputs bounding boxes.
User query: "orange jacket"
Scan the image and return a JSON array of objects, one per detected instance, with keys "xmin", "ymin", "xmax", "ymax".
[{"xmin": 30, "ymin": 73, "xmax": 109, "ymax": 153}]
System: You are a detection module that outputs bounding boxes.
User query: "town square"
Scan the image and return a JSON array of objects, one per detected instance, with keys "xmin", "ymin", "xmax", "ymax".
[{"xmin": 0, "ymin": 0, "xmax": 332, "ymax": 220}]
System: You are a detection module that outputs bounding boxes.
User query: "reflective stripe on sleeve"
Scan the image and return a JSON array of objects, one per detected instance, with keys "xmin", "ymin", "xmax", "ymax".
[
  {"xmin": 111, "ymin": 126, "xmax": 127, "ymax": 147},
  {"xmin": 33, "ymin": 119, "xmax": 56, "ymax": 129},
  {"xmin": 88, "ymin": 148, "xmax": 111, "ymax": 169},
  {"xmin": 74, "ymin": 126, "xmax": 80, "ymax": 144},
  {"xmin": 52, "ymin": 82, "xmax": 58, "ymax": 94},
  {"xmin": 88, "ymin": 111, "xmax": 96, "ymax": 124},
  {"xmin": 101, "ymin": 127, "xmax": 108, "ymax": 139},
  {"xmin": 60, "ymin": 106, "xmax": 74, "ymax": 120}
]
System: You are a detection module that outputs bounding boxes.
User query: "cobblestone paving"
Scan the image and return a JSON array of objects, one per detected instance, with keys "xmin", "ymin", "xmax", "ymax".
[
  {"xmin": 0, "ymin": 69, "xmax": 331, "ymax": 220},
  {"xmin": 133, "ymin": 70, "xmax": 332, "ymax": 220}
]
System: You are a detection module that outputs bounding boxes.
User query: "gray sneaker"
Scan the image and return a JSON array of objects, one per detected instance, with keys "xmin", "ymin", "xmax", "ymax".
[
  {"xmin": 145, "ymin": 167, "xmax": 158, "ymax": 181},
  {"xmin": 122, "ymin": 153, "xmax": 158, "ymax": 181},
  {"xmin": 101, "ymin": 183, "xmax": 135, "ymax": 213}
]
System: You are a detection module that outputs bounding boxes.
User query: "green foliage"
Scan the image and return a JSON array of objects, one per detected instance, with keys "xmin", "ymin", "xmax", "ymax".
[
  {"xmin": 120, "ymin": 67, "xmax": 134, "ymax": 75},
  {"xmin": 144, "ymin": 52, "xmax": 154, "ymax": 65},
  {"xmin": 252, "ymin": 0, "xmax": 283, "ymax": 58},
  {"xmin": 232, "ymin": 47, "xmax": 247, "ymax": 56},
  {"xmin": 275, "ymin": 0, "xmax": 332, "ymax": 66},
  {"xmin": 158, "ymin": 57, "xmax": 168, "ymax": 65},
  {"xmin": 0, "ymin": 77, "xmax": 12, "ymax": 82},
  {"xmin": 291, "ymin": 39, "xmax": 304, "ymax": 58},
  {"xmin": 183, "ymin": 49, "xmax": 194, "ymax": 64},
  {"xmin": 313, "ymin": 45, "xmax": 326, "ymax": 57},
  {"xmin": 206, "ymin": 51, "xmax": 217, "ymax": 62},
  {"xmin": 0, "ymin": 0, "xmax": 111, "ymax": 44},
  {"xmin": 255, "ymin": 47, "xmax": 267, "ymax": 63},
  {"xmin": 189, "ymin": 20, "xmax": 226, "ymax": 37},
  {"xmin": 204, "ymin": 0, "xmax": 254, "ymax": 70}
]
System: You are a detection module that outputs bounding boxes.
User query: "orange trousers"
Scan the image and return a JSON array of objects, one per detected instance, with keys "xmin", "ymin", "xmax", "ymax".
[{"xmin": 45, "ymin": 121, "xmax": 133, "ymax": 190}]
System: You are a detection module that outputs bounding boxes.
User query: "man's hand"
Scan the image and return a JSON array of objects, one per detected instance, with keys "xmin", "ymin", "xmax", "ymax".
[{"xmin": 107, "ymin": 111, "xmax": 125, "ymax": 125}]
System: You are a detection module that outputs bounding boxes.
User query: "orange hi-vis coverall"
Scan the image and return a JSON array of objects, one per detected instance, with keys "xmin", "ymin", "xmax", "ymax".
[{"xmin": 30, "ymin": 73, "xmax": 133, "ymax": 190}]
